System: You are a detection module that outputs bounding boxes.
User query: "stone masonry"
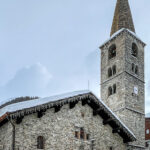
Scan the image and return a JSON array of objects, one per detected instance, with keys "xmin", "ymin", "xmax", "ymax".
[
  {"xmin": 0, "ymin": 101, "xmax": 127, "ymax": 150},
  {"xmin": 100, "ymin": 30, "xmax": 145, "ymax": 150}
]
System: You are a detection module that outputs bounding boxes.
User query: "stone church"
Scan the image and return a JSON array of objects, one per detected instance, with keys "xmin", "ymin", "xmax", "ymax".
[{"xmin": 0, "ymin": 0, "xmax": 146, "ymax": 150}]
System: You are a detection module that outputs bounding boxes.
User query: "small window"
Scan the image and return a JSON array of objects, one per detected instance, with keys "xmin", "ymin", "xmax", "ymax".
[
  {"xmin": 110, "ymin": 147, "xmax": 113, "ymax": 150},
  {"xmin": 146, "ymin": 129, "xmax": 150, "ymax": 134},
  {"xmin": 135, "ymin": 66, "xmax": 138, "ymax": 75},
  {"xmin": 132, "ymin": 43, "xmax": 138, "ymax": 57},
  {"xmin": 146, "ymin": 142, "xmax": 149, "ymax": 147},
  {"xmin": 109, "ymin": 44, "xmax": 116, "ymax": 59},
  {"xmin": 108, "ymin": 87, "xmax": 113, "ymax": 96},
  {"xmin": 113, "ymin": 84, "xmax": 116, "ymax": 94},
  {"xmin": 80, "ymin": 128, "xmax": 84, "ymax": 140},
  {"xmin": 86, "ymin": 134, "xmax": 90, "ymax": 140},
  {"xmin": 112, "ymin": 65, "xmax": 116, "ymax": 75},
  {"xmin": 37, "ymin": 136, "xmax": 44, "ymax": 149},
  {"xmin": 75, "ymin": 131, "xmax": 78, "ymax": 138},
  {"xmin": 108, "ymin": 68, "xmax": 112, "ymax": 77},
  {"xmin": 132, "ymin": 63, "xmax": 135, "ymax": 72}
]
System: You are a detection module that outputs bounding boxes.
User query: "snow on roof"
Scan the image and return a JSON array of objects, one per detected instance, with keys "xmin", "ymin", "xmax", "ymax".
[
  {"xmin": 0, "ymin": 90, "xmax": 136, "ymax": 140},
  {"xmin": 146, "ymin": 113, "xmax": 150, "ymax": 118},
  {"xmin": 0, "ymin": 90, "xmax": 90, "ymax": 117},
  {"xmin": 100, "ymin": 28, "xmax": 145, "ymax": 48}
]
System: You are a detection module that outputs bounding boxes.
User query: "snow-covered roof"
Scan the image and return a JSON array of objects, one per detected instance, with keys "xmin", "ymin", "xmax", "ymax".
[
  {"xmin": 100, "ymin": 28, "xmax": 145, "ymax": 48},
  {"xmin": 146, "ymin": 113, "xmax": 150, "ymax": 118},
  {"xmin": 0, "ymin": 90, "xmax": 136, "ymax": 142},
  {"xmin": 0, "ymin": 90, "xmax": 89, "ymax": 117}
]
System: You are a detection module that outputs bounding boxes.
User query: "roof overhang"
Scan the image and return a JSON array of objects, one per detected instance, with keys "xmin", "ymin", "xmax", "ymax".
[{"xmin": 0, "ymin": 90, "xmax": 136, "ymax": 143}]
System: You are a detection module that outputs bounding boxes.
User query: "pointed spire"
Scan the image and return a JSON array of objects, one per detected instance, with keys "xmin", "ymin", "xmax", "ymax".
[{"xmin": 110, "ymin": 0, "xmax": 135, "ymax": 36}]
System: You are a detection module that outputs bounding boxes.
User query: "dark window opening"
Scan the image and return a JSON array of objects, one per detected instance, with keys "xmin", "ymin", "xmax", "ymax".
[
  {"xmin": 86, "ymin": 134, "xmax": 90, "ymax": 140},
  {"xmin": 37, "ymin": 136, "xmax": 44, "ymax": 149},
  {"xmin": 80, "ymin": 128, "xmax": 84, "ymax": 140},
  {"xmin": 132, "ymin": 43, "xmax": 138, "ymax": 57},
  {"xmin": 112, "ymin": 65, "xmax": 116, "ymax": 75},
  {"xmin": 75, "ymin": 131, "xmax": 78, "ymax": 138},
  {"xmin": 145, "ymin": 142, "xmax": 149, "ymax": 148},
  {"xmin": 135, "ymin": 66, "xmax": 138, "ymax": 75},
  {"xmin": 132, "ymin": 63, "xmax": 135, "ymax": 72},
  {"xmin": 113, "ymin": 84, "xmax": 116, "ymax": 94},
  {"xmin": 110, "ymin": 147, "xmax": 113, "ymax": 150},
  {"xmin": 108, "ymin": 68, "xmax": 112, "ymax": 77},
  {"xmin": 108, "ymin": 44, "xmax": 116, "ymax": 59},
  {"xmin": 108, "ymin": 87, "xmax": 113, "ymax": 96}
]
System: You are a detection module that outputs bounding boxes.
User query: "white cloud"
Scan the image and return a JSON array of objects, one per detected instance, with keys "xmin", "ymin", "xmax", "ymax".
[{"xmin": 0, "ymin": 63, "xmax": 52, "ymax": 99}]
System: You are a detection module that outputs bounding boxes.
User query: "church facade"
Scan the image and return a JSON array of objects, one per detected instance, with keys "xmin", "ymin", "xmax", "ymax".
[{"xmin": 0, "ymin": 0, "xmax": 146, "ymax": 150}]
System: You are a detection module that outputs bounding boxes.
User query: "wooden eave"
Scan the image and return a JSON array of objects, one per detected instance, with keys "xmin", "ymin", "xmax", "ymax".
[{"xmin": 0, "ymin": 92, "xmax": 136, "ymax": 143}]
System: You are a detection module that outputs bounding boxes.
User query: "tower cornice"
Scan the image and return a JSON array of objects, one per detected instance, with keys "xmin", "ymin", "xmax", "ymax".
[{"xmin": 100, "ymin": 28, "xmax": 146, "ymax": 49}]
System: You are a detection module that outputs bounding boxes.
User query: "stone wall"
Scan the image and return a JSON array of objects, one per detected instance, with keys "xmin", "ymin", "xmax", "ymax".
[
  {"xmin": 0, "ymin": 101, "xmax": 127, "ymax": 150},
  {"xmin": 100, "ymin": 31, "xmax": 145, "ymax": 149},
  {"xmin": 0, "ymin": 122, "xmax": 13, "ymax": 150}
]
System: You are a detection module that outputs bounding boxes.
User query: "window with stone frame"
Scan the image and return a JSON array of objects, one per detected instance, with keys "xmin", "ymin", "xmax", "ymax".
[
  {"xmin": 135, "ymin": 65, "xmax": 138, "ymax": 75},
  {"xmin": 37, "ymin": 136, "xmax": 44, "ymax": 149},
  {"xmin": 108, "ymin": 87, "xmax": 113, "ymax": 96},
  {"xmin": 112, "ymin": 65, "xmax": 116, "ymax": 75},
  {"xmin": 108, "ymin": 68, "xmax": 113, "ymax": 77},
  {"xmin": 113, "ymin": 84, "xmax": 116, "ymax": 94},
  {"xmin": 80, "ymin": 128, "xmax": 84, "ymax": 140},
  {"xmin": 108, "ymin": 44, "xmax": 116, "ymax": 60},
  {"xmin": 132, "ymin": 43, "xmax": 138, "ymax": 57},
  {"xmin": 132, "ymin": 63, "xmax": 135, "ymax": 72}
]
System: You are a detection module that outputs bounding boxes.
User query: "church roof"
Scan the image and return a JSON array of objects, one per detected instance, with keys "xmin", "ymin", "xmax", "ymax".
[
  {"xmin": 0, "ymin": 90, "xmax": 136, "ymax": 142},
  {"xmin": 110, "ymin": 0, "xmax": 135, "ymax": 36}
]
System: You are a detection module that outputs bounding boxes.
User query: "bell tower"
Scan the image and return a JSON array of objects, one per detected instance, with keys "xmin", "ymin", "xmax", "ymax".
[{"xmin": 100, "ymin": 0, "xmax": 145, "ymax": 149}]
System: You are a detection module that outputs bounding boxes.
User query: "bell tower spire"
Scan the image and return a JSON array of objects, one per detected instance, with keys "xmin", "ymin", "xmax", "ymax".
[{"xmin": 110, "ymin": 0, "xmax": 135, "ymax": 36}]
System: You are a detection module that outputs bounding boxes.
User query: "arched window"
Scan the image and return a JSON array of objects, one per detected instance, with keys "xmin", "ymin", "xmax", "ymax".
[
  {"xmin": 132, "ymin": 43, "xmax": 138, "ymax": 57},
  {"xmin": 113, "ymin": 84, "xmax": 116, "ymax": 94},
  {"xmin": 108, "ymin": 44, "xmax": 116, "ymax": 59},
  {"xmin": 112, "ymin": 65, "xmax": 116, "ymax": 75},
  {"xmin": 108, "ymin": 87, "xmax": 113, "ymax": 96},
  {"xmin": 108, "ymin": 68, "xmax": 112, "ymax": 77},
  {"xmin": 132, "ymin": 63, "xmax": 135, "ymax": 72},
  {"xmin": 135, "ymin": 66, "xmax": 138, "ymax": 75},
  {"xmin": 37, "ymin": 136, "xmax": 44, "ymax": 149}
]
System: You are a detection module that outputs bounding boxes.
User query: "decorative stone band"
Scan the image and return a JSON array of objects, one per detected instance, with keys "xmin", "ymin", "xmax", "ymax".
[{"xmin": 0, "ymin": 90, "xmax": 136, "ymax": 143}]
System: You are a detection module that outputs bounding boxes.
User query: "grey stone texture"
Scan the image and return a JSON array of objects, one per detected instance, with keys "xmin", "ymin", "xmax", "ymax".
[
  {"xmin": 0, "ymin": 102, "xmax": 127, "ymax": 150},
  {"xmin": 100, "ymin": 30, "xmax": 145, "ymax": 149},
  {"xmin": 110, "ymin": 0, "xmax": 135, "ymax": 36}
]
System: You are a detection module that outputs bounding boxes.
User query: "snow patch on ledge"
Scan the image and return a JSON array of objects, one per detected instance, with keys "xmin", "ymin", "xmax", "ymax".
[{"xmin": 100, "ymin": 28, "xmax": 144, "ymax": 48}]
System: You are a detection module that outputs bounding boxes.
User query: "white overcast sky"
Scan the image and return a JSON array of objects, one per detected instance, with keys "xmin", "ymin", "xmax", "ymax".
[{"xmin": 0, "ymin": 0, "xmax": 150, "ymax": 114}]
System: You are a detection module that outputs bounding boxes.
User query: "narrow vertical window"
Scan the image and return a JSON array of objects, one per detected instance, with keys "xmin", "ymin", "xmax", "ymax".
[
  {"xmin": 113, "ymin": 84, "xmax": 116, "ymax": 94},
  {"xmin": 132, "ymin": 43, "xmax": 138, "ymax": 57},
  {"xmin": 132, "ymin": 63, "xmax": 135, "ymax": 72},
  {"xmin": 108, "ymin": 44, "xmax": 116, "ymax": 59},
  {"xmin": 108, "ymin": 68, "xmax": 112, "ymax": 77},
  {"xmin": 75, "ymin": 131, "xmax": 78, "ymax": 138},
  {"xmin": 37, "ymin": 136, "xmax": 44, "ymax": 149},
  {"xmin": 80, "ymin": 128, "xmax": 84, "ymax": 140},
  {"xmin": 108, "ymin": 87, "xmax": 113, "ymax": 96},
  {"xmin": 135, "ymin": 66, "xmax": 138, "ymax": 75},
  {"xmin": 112, "ymin": 65, "xmax": 116, "ymax": 75}
]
